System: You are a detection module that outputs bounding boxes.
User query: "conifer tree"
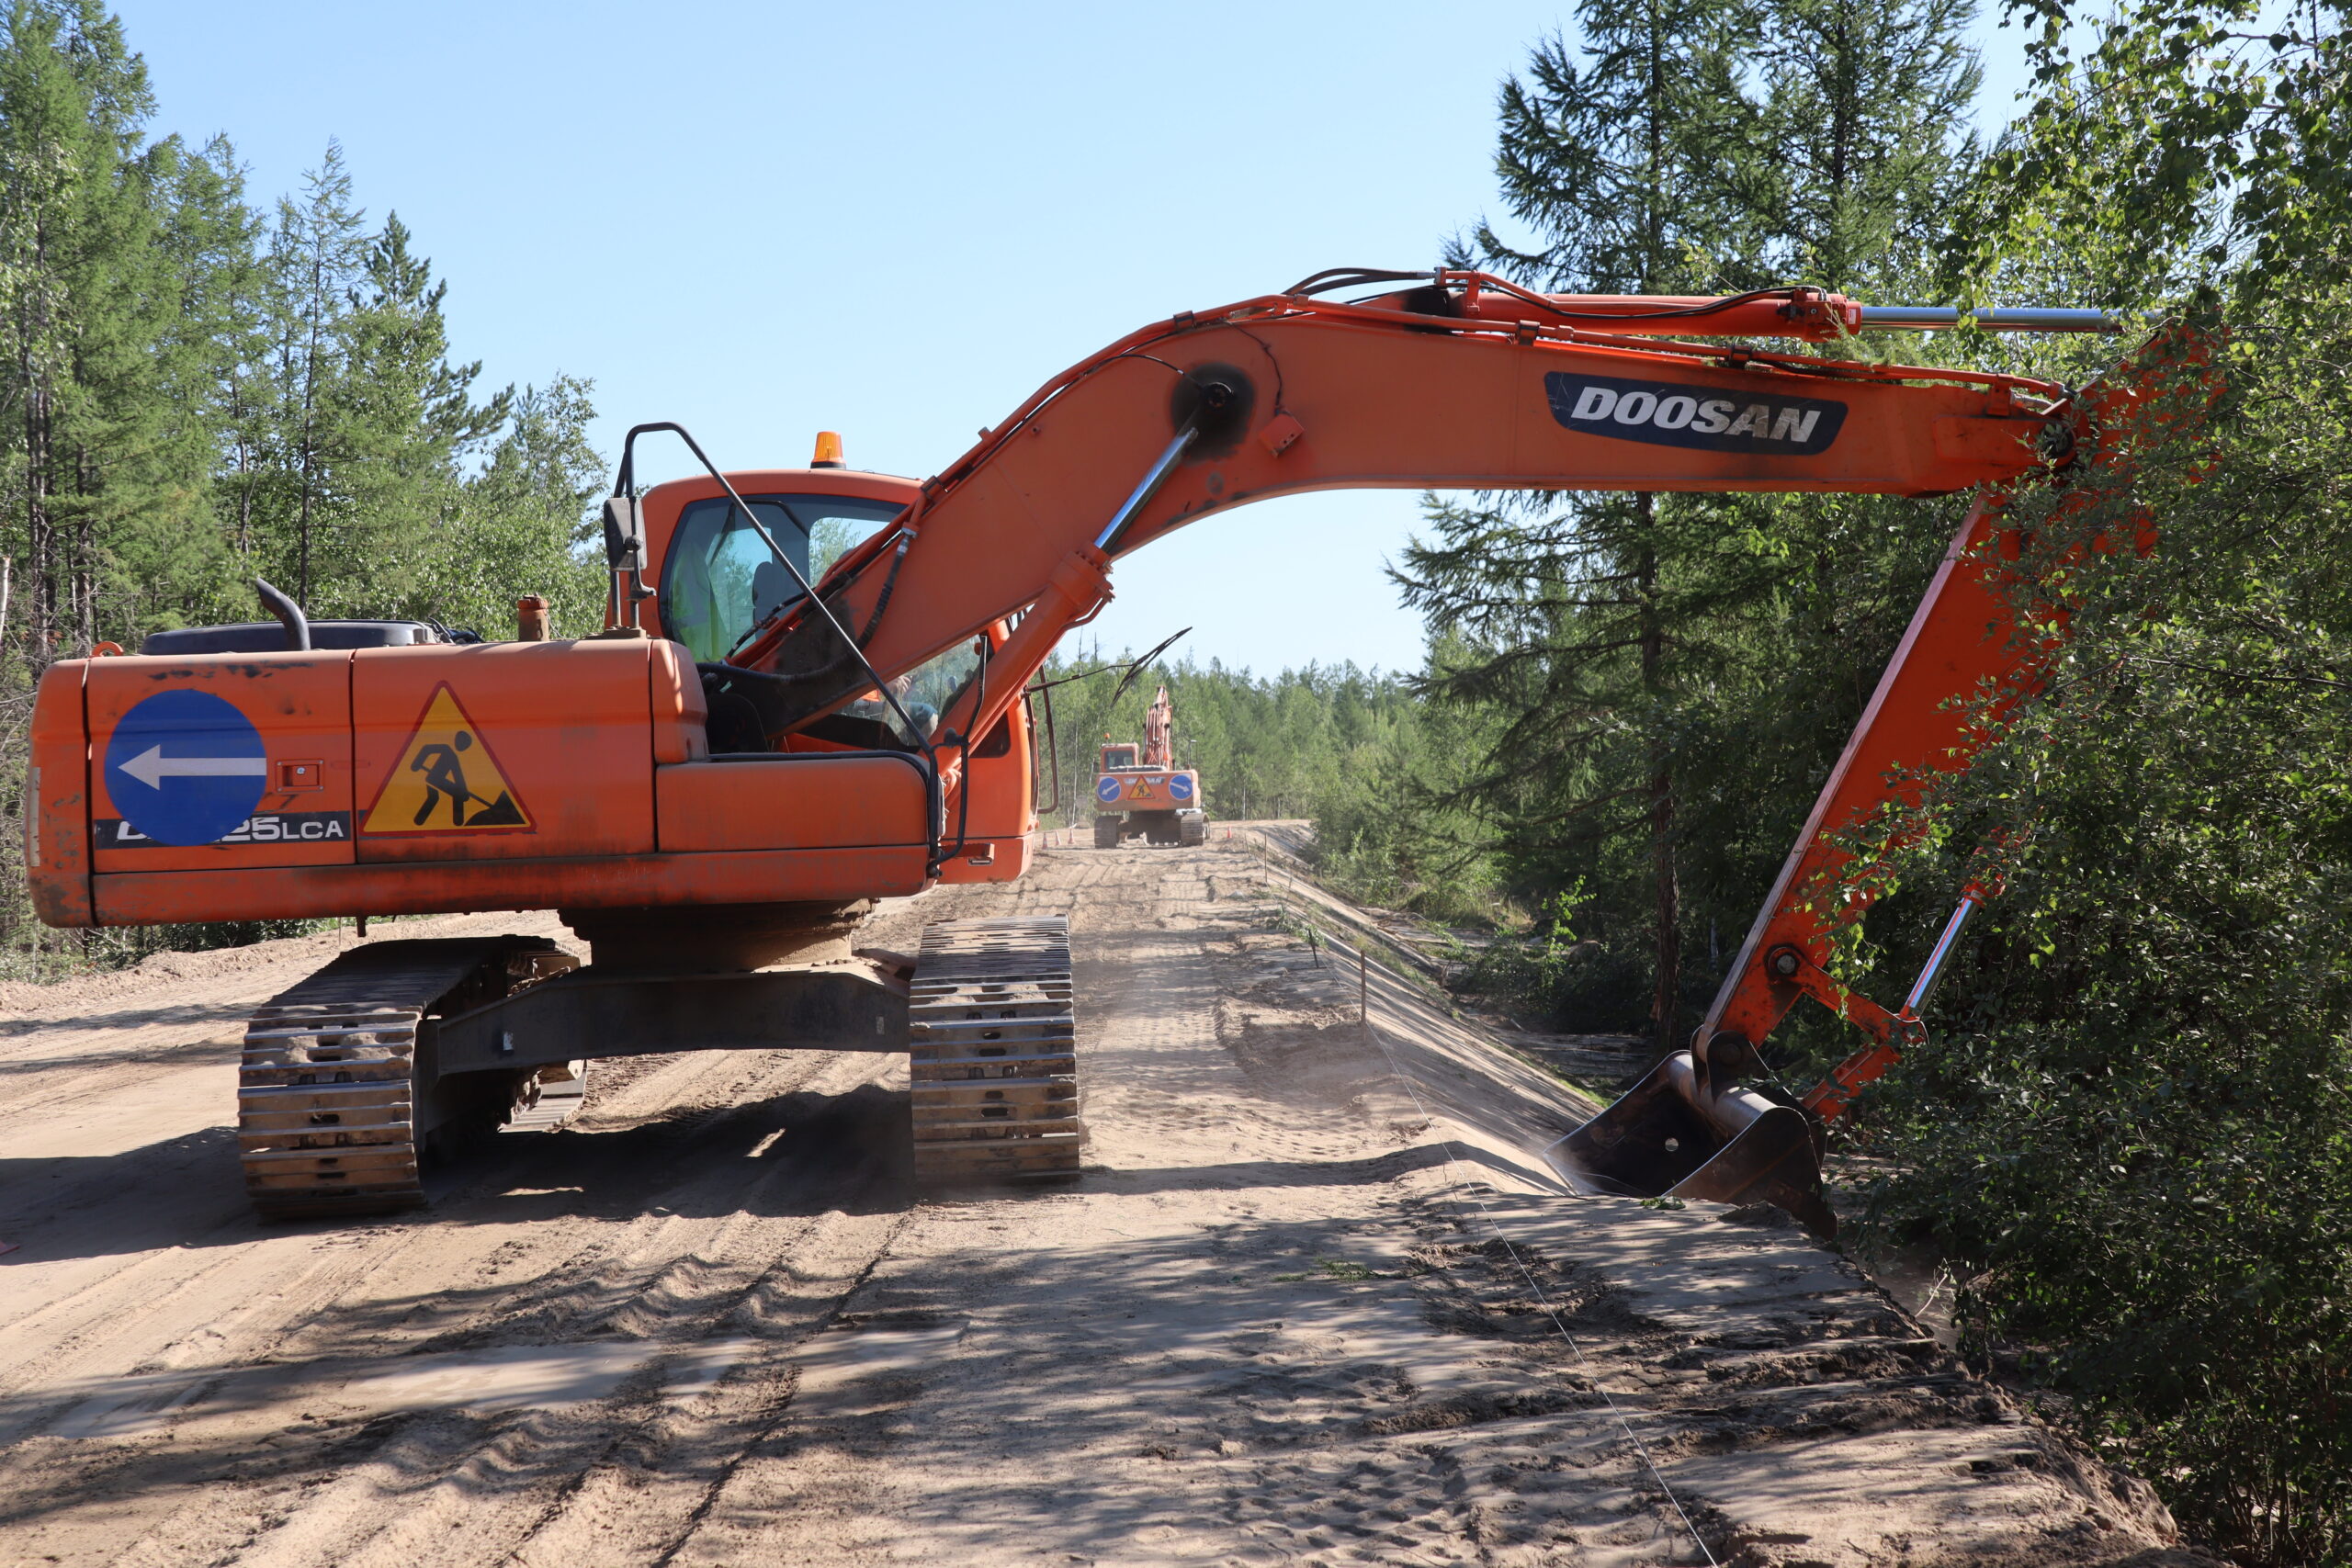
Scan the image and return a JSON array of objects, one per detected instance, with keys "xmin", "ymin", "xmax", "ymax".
[
  {"xmin": 322, "ymin": 209, "xmax": 508, "ymax": 615},
  {"xmin": 1741, "ymin": 0, "xmax": 1982, "ymax": 288},
  {"xmin": 1405, "ymin": 0, "xmax": 1985, "ymax": 1044},
  {"xmin": 263, "ymin": 141, "xmax": 366, "ymax": 608},
  {"xmin": 0, "ymin": 0, "xmax": 176, "ymax": 663},
  {"xmin": 119, "ymin": 130, "xmax": 263, "ymax": 631},
  {"xmin": 433, "ymin": 374, "xmax": 605, "ymax": 636},
  {"xmin": 1414, "ymin": 4, "xmax": 1765, "ymax": 1049}
]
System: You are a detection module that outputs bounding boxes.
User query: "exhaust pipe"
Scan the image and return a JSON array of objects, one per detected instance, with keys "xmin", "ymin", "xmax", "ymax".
[
  {"xmin": 254, "ymin": 578, "xmax": 311, "ymax": 651},
  {"xmin": 1545, "ymin": 1051, "xmax": 1835, "ymax": 1238}
]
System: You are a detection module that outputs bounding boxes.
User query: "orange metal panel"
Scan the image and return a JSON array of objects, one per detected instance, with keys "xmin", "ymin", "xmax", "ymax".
[
  {"xmin": 89, "ymin": 845, "xmax": 933, "ymax": 926},
  {"xmin": 26, "ymin": 661, "xmax": 92, "ymax": 925},
  {"xmin": 85, "ymin": 651, "xmax": 356, "ymax": 873},
  {"xmin": 655, "ymin": 753, "xmax": 931, "ymax": 853},
  {"xmin": 1702, "ymin": 499, "xmax": 2022, "ymax": 1052},
  {"xmin": 351, "ymin": 640, "xmax": 655, "ymax": 863},
  {"xmin": 933, "ymin": 672, "xmax": 1035, "ymax": 884},
  {"xmin": 816, "ymin": 321, "xmax": 2059, "ymax": 690},
  {"xmin": 649, "ymin": 638, "xmax": 710, "ymax": 764},
  {"xmin": 936, "ymin": 835, "xmax": 1032, "ymax": 885}
]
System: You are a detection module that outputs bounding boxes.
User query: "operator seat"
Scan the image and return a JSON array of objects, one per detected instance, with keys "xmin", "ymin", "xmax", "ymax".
[{"xmin": 751, "ymin": 559, "xmax": 793, "ymax": 625}]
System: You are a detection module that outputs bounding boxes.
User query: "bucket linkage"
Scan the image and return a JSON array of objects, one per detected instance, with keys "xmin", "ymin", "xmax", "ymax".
[{"xmin": 1544, "ymin": 890, "xmax": 1984, "ymax": 1241}]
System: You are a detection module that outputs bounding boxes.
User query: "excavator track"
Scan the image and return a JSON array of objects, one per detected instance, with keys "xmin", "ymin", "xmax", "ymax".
[
  {"xmin": 908, "ymin": 916, "xmax": 1082, "ymax": 1187},
  {"xmin": 236, "ymin": 937, "xmax": 565, "ymax": 1220}
]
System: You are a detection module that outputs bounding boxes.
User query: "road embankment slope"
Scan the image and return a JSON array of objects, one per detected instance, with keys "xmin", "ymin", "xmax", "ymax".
[{"xmin": 0, "ymin": 832, "xmax": 2210, "ymax": 1566}]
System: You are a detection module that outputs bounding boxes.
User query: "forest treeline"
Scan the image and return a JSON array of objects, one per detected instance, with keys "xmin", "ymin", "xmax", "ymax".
[
  {"xmin": 6, "ymin": 0, "xmax": 2350, "ymax": 1552},
  {"xmin": 0, "ymin": 2, "xmax": 605, "ymax": 965},
  {"xmin": 1348, "ymin": 0, "xmax": 2347, "ymax": 1553},
  {"xmin": 1030, "ymin": 650, "xmax": 1421, "ymax": 834}
]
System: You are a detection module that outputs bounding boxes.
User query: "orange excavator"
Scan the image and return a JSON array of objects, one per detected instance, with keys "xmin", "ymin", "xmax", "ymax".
[
  {"xmin": 1093, "ymin": 684, "xmax": 1207, "ymax": 848},
  {"xmin": 24, "ymin": 267, "xmax": 2177, "ymax": 1226}
]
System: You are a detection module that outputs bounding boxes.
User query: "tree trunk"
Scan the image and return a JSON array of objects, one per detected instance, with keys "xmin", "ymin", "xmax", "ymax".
[
  {"xmin": 1635, "ymin": 491, "xmax": 1679, "ymax": 1053},
  {"xmin": 24, "ymin": 372, "xmax": 55, "ymax": 671},
  {"xmin": 296, "ymin": 243, "xmax": 325, "ymax": 604}
]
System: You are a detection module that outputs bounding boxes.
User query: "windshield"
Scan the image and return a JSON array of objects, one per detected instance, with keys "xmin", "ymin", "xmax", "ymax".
[
  {"xmin": 845, "ymin": 638, "xmax": 986, "ymax": 747},
  {"xmin": 659, "ymin": 492, "xmax": 905, "ymax": 662}
]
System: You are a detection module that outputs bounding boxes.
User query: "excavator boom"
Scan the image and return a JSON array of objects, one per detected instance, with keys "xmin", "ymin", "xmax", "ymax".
[{"xmin": 733, "ymin": 276, "xmax": 2085, "ymax": 747}]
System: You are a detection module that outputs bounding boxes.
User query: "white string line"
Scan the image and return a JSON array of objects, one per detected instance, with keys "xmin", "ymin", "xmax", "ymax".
[{"xmin": 1315, "ymin": 919, "xmax": 1722, "ymax": 1568}]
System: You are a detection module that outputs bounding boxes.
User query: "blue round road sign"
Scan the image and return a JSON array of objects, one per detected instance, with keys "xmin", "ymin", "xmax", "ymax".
[
  {"xmin": 1095, "ymin": 775, "xmax": 1123, "ymax": 804},
  {"xmin": 1169, "ymin": 773, "xmax": 1194, "ymax": 801},
  {"xmin": 104, "ymin": 690, "xmax": 268, "ymax": 846}
]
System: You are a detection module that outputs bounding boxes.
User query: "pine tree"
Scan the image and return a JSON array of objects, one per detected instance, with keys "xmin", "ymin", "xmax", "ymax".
[
  {"xmin": 263, "ymin": 141, "xmax": 366, "ymax": 608},
  {"xmin": 1406, "ymin": 0, "xmax": 1985, "ymax": 1044},
  {"xmin": 322, "ymin": 209, "xmax": 508, "ymax": 616},
  {"xmin": 0, "ymin": 9, "xmax": 604, "ymax": 973},
  {"xmin": 433, "ymin": 374, "xmax": 605, "ymax": 636},
  {"xmin": 1419, "ymin": 5, "xmax": 1767, "ymax": 1047},
  {"xmin": 1742, "ymin": 0, "xmax": 1982, "ymax": 289},
  {"xmin": 0, "ymin": 0, "xmax": 175, "ymax": 663},
  {"xmin": 114, "ymin": 130, "xmax": 264, "ymax": 632}
]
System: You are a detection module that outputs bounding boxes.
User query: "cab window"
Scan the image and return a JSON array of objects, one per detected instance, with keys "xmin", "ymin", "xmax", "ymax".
[
  {"xmin": 660, "ymin": 492, "xmax": 903, "ymax": 662},
  {"xmin": 1102, "ymin": 745, "xmax": 1139, "ymax": 771}
]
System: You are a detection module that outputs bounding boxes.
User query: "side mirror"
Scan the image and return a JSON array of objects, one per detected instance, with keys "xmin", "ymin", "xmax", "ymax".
[{"xmin": 602, "ymin": 496, "xmax": 641, "ymax": 569}]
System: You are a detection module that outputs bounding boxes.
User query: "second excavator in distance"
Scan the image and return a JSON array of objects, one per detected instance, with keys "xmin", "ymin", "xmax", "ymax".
[
  {"xmin": 1093, "ymin": 684, "xmax": 1206, "ymax": 849},
  {"xmin": 26, "ymin": 268, "xmax": 2182, "ymax": 1231}
]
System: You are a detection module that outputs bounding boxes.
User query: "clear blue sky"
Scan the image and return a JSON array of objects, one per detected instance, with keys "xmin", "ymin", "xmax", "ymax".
[{"xmin": 110, "ymin": 0, "xmax": 2035, "ymax": 677}]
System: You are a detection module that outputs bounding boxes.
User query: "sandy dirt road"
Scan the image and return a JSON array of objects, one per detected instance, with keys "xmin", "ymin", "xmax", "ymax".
[{"xmin": 1, "ymin": 832, "xmax": 2209, "ymax": 1566}]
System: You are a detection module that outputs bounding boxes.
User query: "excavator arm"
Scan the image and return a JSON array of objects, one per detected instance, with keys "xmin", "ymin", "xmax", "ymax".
[{"xmin": 726, "ymin": 272, "xmax": 2184, "ymax": 1235}]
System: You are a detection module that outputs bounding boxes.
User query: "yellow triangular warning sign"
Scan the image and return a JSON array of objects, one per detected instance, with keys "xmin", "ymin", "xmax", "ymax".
[{"xmin": 362, "ymin": 684, "xmax": 534, "ymax": 835}]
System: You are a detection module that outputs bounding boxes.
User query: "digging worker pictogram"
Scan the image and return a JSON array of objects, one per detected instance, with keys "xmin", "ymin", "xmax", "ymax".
[{"xmin": 411, "ymin": 731, "xmax": 487, "ymax": 827}]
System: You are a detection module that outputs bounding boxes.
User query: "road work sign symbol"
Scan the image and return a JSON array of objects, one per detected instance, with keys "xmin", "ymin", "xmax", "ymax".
[
  {"xmin": 362, "ymin": 684, "xmax": 532, "ymax": 834},
  {"xmin": 105, "ymin": 690, "xmax": 268, "ymax": 846}
]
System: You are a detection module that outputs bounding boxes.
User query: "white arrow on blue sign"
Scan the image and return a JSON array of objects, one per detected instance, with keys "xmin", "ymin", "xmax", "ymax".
[{"xmin": 104, "ymin": 690, "xmax": 270, "ymax": 846}]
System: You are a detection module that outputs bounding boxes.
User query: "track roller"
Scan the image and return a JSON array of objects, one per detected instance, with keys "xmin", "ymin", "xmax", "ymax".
[
  {"xmin": 908, "ymin": 916, "xmax": 1082, "ymax": 1187},
  {"xmin": 235, "ymin": 937, "xmax": 572, "ymax": 1220}
]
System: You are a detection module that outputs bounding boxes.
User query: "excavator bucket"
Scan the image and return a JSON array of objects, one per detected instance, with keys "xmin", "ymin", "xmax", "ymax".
[{"xmin": 1545, "ymin": 1053, "xmax": 1836, "ymax": 1238}]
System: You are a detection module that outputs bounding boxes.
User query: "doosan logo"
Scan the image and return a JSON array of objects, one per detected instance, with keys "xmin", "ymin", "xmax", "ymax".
[{"xmin": 1544, "ymin": 372, "xmax": 1848, "ymax": 457}]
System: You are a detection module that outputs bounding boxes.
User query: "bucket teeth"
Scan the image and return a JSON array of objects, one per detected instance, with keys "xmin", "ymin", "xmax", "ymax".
[{"xmin": 908, "ymin": 916, "xmax": 1082, "ymax": 1188}]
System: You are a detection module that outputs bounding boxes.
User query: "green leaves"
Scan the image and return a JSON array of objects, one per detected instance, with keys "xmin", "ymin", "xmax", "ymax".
[
  {"xmin": 1951, "ymin": 0, "xmax": 2352, "ymax": 310},
  {"xmin": 1855, "ymin": 299, "xmax": 2352, "ymax": 1562},
  {"xmin": 0, "ymin": 9, "xmax": 603, "ymax": 976}
]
